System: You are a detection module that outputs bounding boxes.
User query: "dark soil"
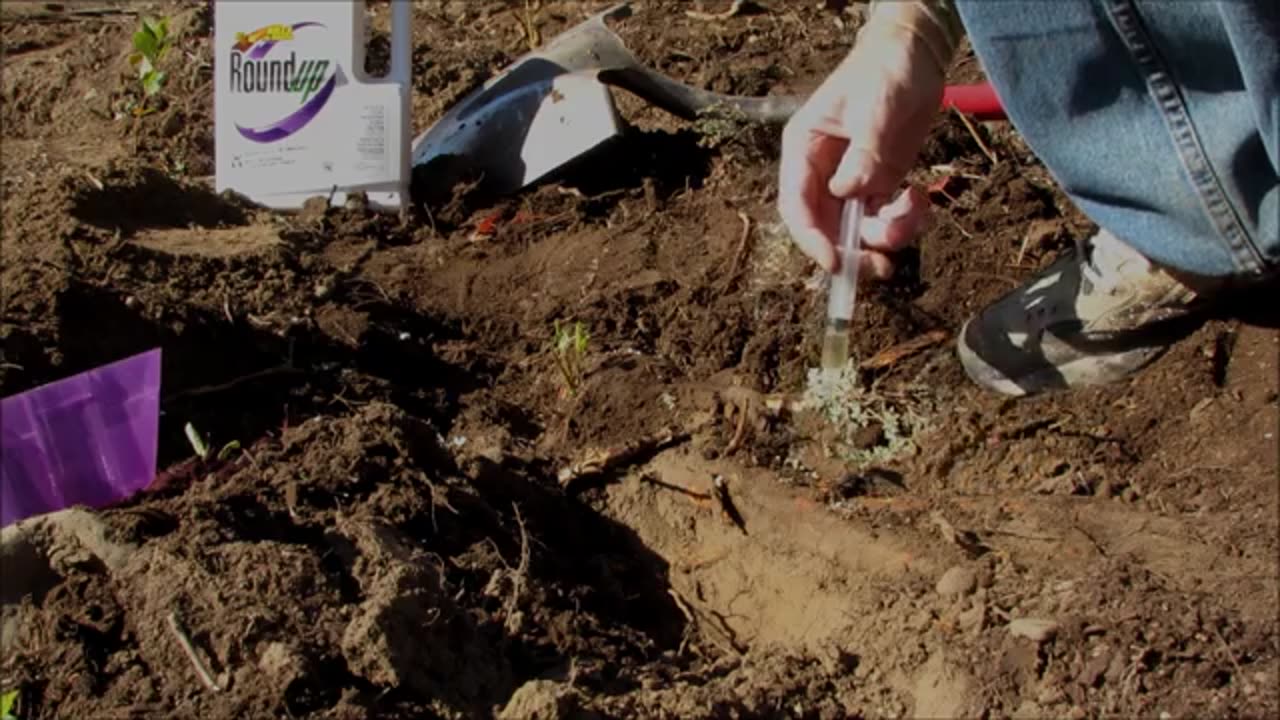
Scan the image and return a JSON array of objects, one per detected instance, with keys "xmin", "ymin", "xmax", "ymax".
[{"xmin": 2, "ymin": 1, "xmax": 1276, "ymax": 719}]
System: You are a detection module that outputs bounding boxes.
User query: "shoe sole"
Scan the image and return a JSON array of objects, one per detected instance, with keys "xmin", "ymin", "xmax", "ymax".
[{"xmin": 956, "ymin": 318, "xmax": 1173, "ymax": 397}]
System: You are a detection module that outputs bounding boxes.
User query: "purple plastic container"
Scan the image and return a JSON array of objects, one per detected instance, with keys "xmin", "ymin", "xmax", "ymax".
[{"xmin": 1, "ymin": 348, "xmax": 161, "ymax": 527}]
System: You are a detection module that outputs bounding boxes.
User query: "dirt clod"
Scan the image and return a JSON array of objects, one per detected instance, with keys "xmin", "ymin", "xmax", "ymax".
[
  {"xmin": 1008, "ymin": 618, "xmax": 1061, "ymax": 644},
  {"xmin": 936, "ymin": 565, "xmax": 979, "ymax": 597}
]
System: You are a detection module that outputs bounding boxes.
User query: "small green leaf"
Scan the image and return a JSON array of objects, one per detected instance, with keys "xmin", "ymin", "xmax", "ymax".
[
  {"xmin": 184, "ymin": 422, "xmax": 210, "ymax": 460},
  {"xmin": 132, "ymin": 29, "xmax": 158, "ymax": 59},
  {"xmin": 1, "ymin": 688, "xmax": 18, "ymax": 719},
  {"xmin": 141, "ymin": 70, "xmax": 165, "ymax": 97},
  {"xmin": 216, "ymin": 440, "xmax": 242, "ymax": 462},
  {"xmin": 136, "ymin": 56, "xmax": 155, "ymax": 80},
  {"xmin": 142, "ymin": 16, "xmax": 165, "ymax": 42}
]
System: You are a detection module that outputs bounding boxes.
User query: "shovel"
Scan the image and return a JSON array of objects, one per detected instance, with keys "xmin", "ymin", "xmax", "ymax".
[{"xmin": 411, "ymin": 0, "xmax": 1005, "ymax": 195}]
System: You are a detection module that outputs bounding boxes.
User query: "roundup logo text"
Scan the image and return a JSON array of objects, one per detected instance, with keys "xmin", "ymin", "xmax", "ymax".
[{"xmin": 227, "ymin": 22, "xmax": 337, "ymax": 143}]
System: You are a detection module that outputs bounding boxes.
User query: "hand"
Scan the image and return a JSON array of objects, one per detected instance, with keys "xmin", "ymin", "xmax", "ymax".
[{"xmin": 778, "ymin": 14, "xmax": 948, "ymax": 277}]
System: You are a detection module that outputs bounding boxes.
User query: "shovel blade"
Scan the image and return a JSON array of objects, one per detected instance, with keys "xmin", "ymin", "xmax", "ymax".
[
  {"xmin": 517, "ymin": 73, "xmax": 621, "ymax": 186},
  {"xmin": 412, "ymin": 3, "xmax": 636, "ymax": 196},
  {"xmin": 414, "ymin": 70, "xmax": 622, "ymax": 196},
  {"xmin": 1, "ymin": 348, "xmax": 161, "ymax": 527}
]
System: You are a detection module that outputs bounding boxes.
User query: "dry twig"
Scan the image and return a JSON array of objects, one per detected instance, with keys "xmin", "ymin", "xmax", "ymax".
[
  {"xmin": 952, "ymin": 107, "xmax": 999, "ymax": 165},
  {"xmin": 723, "ymin": 211, "xmax": 754, "ymax": 291},
  {"xmin": 640, "ymin": 472, "xmax": 711, "ymax": 501},
  {"xmin": 8, "ymin": 6, "xmax": 138, "ymax": 22},
  {"xmin": 1210, "ymin": 622, "xmax": 1245, "ymax": 681},
  {"xmin": 513, "ymin": 0, "xmax": 543, "ymax": 49},
  {"xmin": 504, "ymin": 503, "xmax": 531, "ymax": 633},
  {"xmin": 162, "ymin": 366, "xmax": 302, "ymax": 402},
  {"xmin": 166, "ymin": 611, "xmax": 221, "ymax": 692},
  {"xmin": 860, "ymin": 330, "xmax": 950, "ymax": 371},
  {"xmin": 711, "ymin": 475, "xmax": 748, "ymax": 535},
  {"xmin": 723, "ymin": 403, "xmax": 750, "ymax": 455}
]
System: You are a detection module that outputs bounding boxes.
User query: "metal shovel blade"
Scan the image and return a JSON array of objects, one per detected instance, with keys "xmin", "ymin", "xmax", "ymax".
[
  {"xmin": 410, "ymin": 3, "xmax": 634, "ymax": 195},
  {"xmin": 410, "ymin": 1, "xmax": 803, "ymax": 195}
]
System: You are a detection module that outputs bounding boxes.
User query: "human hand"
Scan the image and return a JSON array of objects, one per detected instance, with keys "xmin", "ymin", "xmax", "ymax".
[{"xmin": 778, "ymin": 6, "xmax": 952, "ymax": 277}]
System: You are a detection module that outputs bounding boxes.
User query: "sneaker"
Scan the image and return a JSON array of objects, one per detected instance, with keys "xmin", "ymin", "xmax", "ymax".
[{"xmin": 956, "ymin": 229, "xmax": 1217, "ymax": 396}]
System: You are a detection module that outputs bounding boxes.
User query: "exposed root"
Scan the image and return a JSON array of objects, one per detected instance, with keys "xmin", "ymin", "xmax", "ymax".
[
  {"xmin": 558, "ymin": 427, "xmax": 689, "ymax": 490},
  {"xmin": 504, "ymin": 503, "xmax": 531, "ymax": 634},
  {"xmin": 667, "ymin": 588, "xmax": 699, "ymax": 655},
  {"xmin": 639, "ymin": 471, "xmax": 711, "ymax": 502},
  {"xmin": 162, "ymin": 365, "xmax": 302, "ymax": 402},
  {"xmin": 712, "ymin": 384, "xmax": 799, "ymax": 455},
  {"xmin": 860, "ymin": 329, "xmax": 950, "ymax": 371},
  {"xmin": 723, "ymin": 211, "xmax": 753, "ymax": 290}
]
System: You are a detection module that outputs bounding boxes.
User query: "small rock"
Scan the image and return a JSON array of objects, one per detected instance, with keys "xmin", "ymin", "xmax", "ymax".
[
  {"xmin": 498, "ymin": 679, "xmax": 581, "ymax": 720},
  {"xmin": 1010, "ymin": 699, "xmax": 1043, "ymax": 720},
  {"xmin": 160, "ymin": 109, "xmax": 183, "ymax": 138},
  {"xmin": 1079, "ymin": 648, "xmax": 1112, "ymax": 688},
  {"xmin": 1037, "ymin": 681, "xmax": 1066, "ymax": 705},
  {"xmin": 1009, "ymin": 618, "xmax": 1060, "ymax": 643},
  {"xmin": 910, "ymin": 608, "xmax": 936, "ymax": 631},
  {"xmin": 936, "ymin": 566, "xmax": 978, "ymax": 597},
  {"xmin": 958, "ymin": 600, "xmax": 986, "ymax": 632}
]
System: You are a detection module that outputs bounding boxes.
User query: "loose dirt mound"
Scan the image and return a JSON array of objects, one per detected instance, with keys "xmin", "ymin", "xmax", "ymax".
[{"xmin": 2, "ymin": 2, "xmax": 1276, "ymax": 719}]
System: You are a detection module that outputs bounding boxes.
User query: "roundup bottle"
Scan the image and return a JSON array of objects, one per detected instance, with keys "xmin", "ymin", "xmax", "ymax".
[{"xmin": 214, "ymin": 1, "xmax": 412, "ymax": 212}]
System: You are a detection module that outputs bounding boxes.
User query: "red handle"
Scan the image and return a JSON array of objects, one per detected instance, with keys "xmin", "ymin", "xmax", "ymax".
[{"xmin": 941, "ymin": 82, "xmax": 1006, "ymax": 120}]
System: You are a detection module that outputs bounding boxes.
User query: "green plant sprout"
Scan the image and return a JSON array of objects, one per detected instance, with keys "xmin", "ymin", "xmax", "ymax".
[
  {"xmin": 184, "ymin": 422, "xmax": 241, "ymax": 463},
  {"xmin": 1, "ymin": 688, "xmax": 18, "ymax": 720},
  {"xmin": 552, "ymin": 319, "xmax": 590, "ymax": 397},
  {"xmin": 127, "ymin": 16, "xmax": 172, "ymax": 114}
]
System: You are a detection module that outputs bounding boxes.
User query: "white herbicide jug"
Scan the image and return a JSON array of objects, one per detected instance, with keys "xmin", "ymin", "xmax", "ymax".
[{"xmin": 214, "ymin": 1, "xmax": 412, "ymax": 212}]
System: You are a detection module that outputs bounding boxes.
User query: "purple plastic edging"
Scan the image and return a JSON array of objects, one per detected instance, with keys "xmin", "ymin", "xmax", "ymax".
[{"xmin": 1, "ymin": 348, "xmax": 161, "ymax": 527}]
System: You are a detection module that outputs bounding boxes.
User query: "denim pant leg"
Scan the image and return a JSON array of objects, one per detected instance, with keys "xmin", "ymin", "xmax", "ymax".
[{"xmin": 953, "ymin": 0, "xmax": 1279, "ymax": 280}]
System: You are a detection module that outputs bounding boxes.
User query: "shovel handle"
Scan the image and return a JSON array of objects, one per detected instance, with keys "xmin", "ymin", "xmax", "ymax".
[
  {"xmin": 599, "ymin": 66, "xmax": 1006, "ymax": 125},
  {"xmin": 940, "ymin": 83, "xmax": 1006, "ymax": 120},
  {"xmin": 598, "ymin": 65, "xmax": 804, "ymax": 124}
]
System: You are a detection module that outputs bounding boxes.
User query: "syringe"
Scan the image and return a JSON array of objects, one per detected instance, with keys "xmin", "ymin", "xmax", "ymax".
[{"xmin": 820, "ymin": 198, "xmax": 864, "ymax": 376}]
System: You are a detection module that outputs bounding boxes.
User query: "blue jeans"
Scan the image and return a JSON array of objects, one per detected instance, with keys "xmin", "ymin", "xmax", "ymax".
[{"xmin": 954, "ymin": 0, "xmax": 1278, "ymax": 280}]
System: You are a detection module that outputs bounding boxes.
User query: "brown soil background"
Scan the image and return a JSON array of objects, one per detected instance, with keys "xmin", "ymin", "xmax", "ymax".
[{"xmin": 1, "ymin": 1, "xmax": 1277, "ymax": 718}]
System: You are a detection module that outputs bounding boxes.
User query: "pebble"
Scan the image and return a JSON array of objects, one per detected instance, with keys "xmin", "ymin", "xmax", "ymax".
[
  {"xmin": 958, "ymin": 601, "xmax": 986, "ymax": 631},
  {"xmin": 936, "ymin": 566, "xmax": 978, "ymax": 597},
  {"xmin": 1009, "ymin": 618, "xmax": 1060, "ymax": 643}
]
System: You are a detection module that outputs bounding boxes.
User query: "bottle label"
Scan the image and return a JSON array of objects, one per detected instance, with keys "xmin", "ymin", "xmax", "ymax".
[
  {"xmin": 214, "ymin": 3, "xmax": 405, "ymax": 206},
  {"xmin": 226, "ymin": 22, "xmax": 337, "ymax": 144}
]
